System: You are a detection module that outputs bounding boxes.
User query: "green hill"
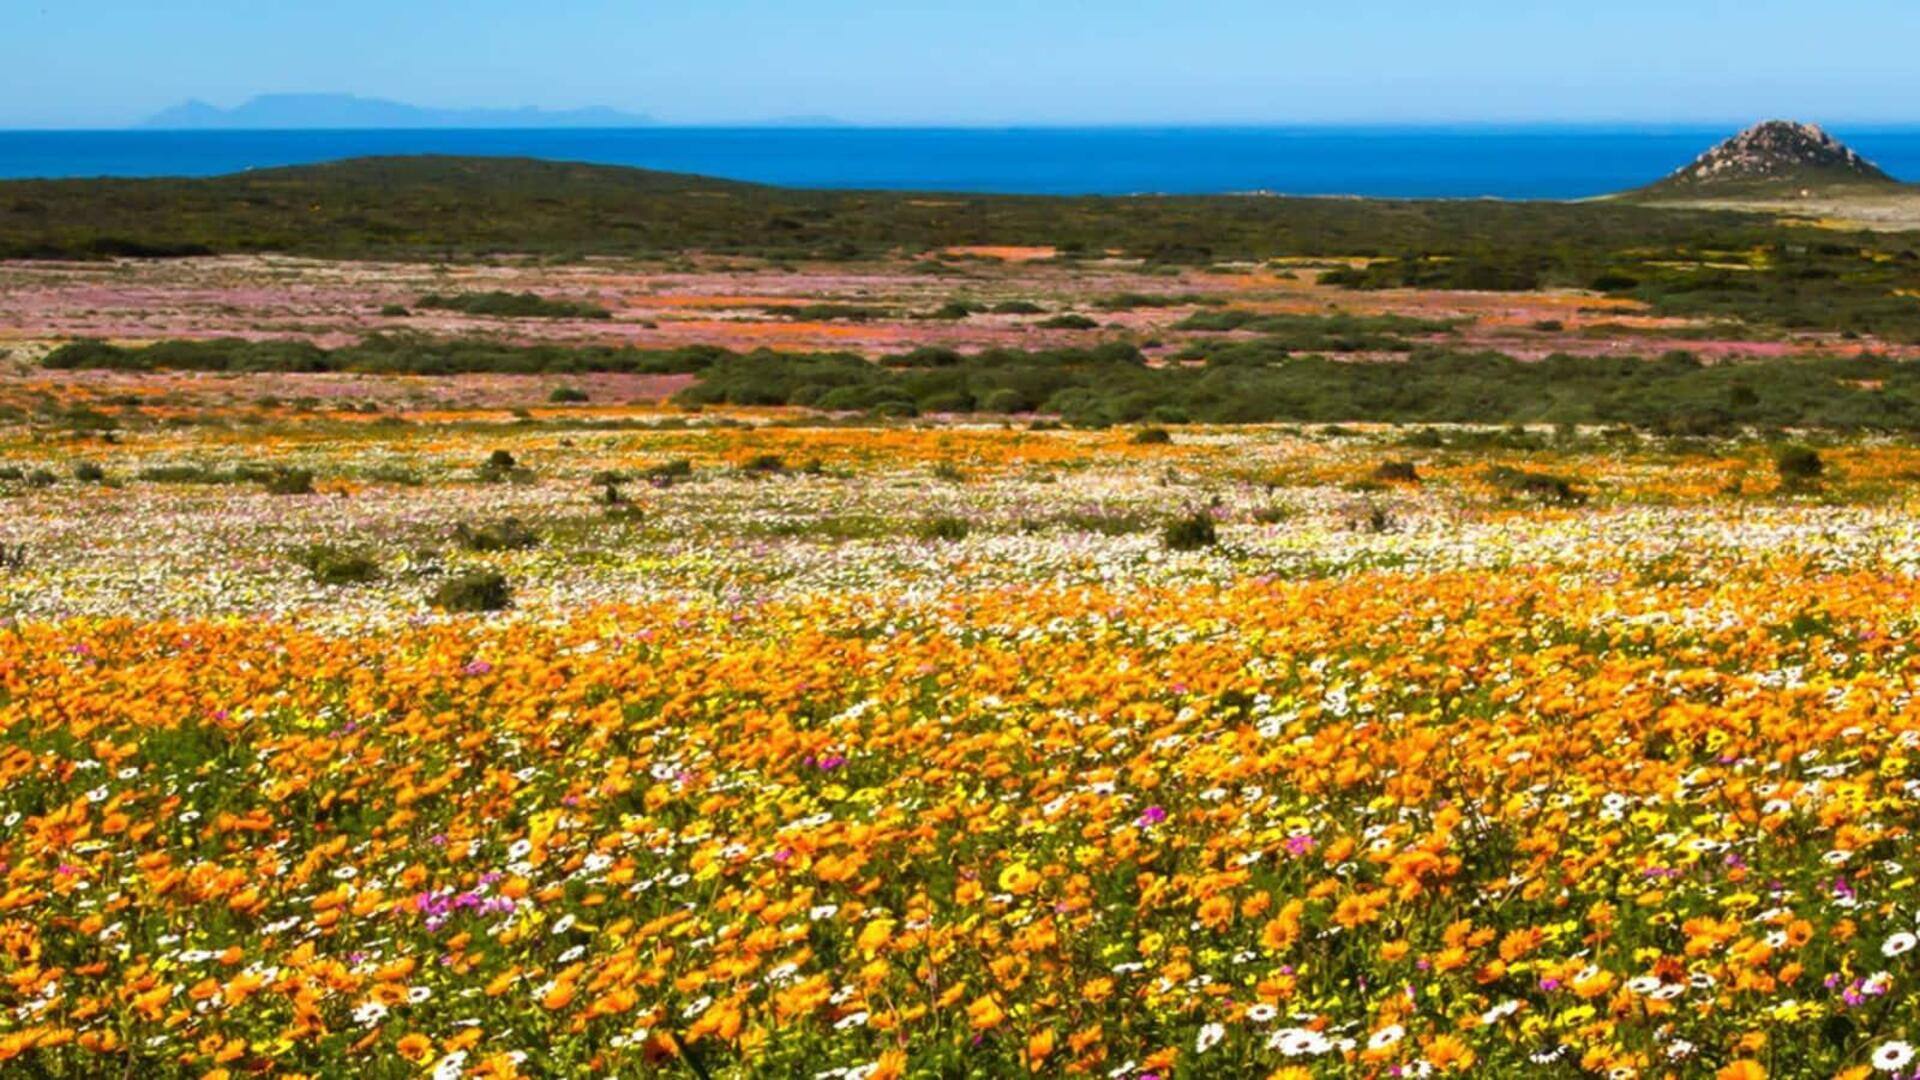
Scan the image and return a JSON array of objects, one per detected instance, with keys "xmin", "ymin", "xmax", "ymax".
[{"xmin": 0, "ymin": 152, "xmax": 1783, "ymax": 263}]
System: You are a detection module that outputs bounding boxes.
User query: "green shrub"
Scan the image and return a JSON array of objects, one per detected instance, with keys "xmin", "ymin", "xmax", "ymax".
[
  {"xmin": 295, "ymin": 545, "xmax": 382, "ymax": 586},
  {"xmin": 917, "ymin": 515, "xmax": 972, "ymax": 542},
  {"xmin": 71, "ymin": 461, "xmax": 105, "ymax": 483},
  {"xmin": 548, "ymin": 386, "xmax": 590, "ymax": 404},
  {"xmin": 647, "ymin": 458, "xmax": 694, "ymax": 482},
  {"xmin": 1162, "ymin": 511, "xmax": 1218, "ymax": 551},
  {"xmin": 431, "ymin": 571, "xmax": 512, "ymax": 612},
  {"xmin": 1775, "ymin": 445, "xmax": 1825, "ymax": 481},
  {"xmin": 263, "ymin": 468, "xmax": 316, "ymax": 495},
  {"xmin": 1483, "ymin": 465, "xmax": 1585, "ymax": 504},
  {"xmin": 1037, "ymin": 314, "xmax": 1099, "ymax": 330},
  {"xmin": 740, "ymin": 453, "xmax": 786, "ymax": 474},
  {"xmin": 1131, "ymin": 427, "xmax": 1173, "ymax": 445},
  {"xmin": 416, "ymin": 291, "xmax": 610, "ymax": 320},
  {"xmin": 1371, "ymin": 460, "xmax": 1421, "ymax": 483},
  {"xmin": 477, "ymin": 449, "xmax": 534, "ymax": 483},
  {"xmin": 454, "ymin": 518, "xmax": 540, "ymax": 552},
  {"xmin": 926, "ymin": 301, "xmax": 981, "ymax": 320}
]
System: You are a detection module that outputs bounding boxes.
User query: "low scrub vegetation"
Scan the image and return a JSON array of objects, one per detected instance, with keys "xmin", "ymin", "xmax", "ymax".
[{"xmin": 415, "ymin": 291, "xmax": 611, "ymax": 319}]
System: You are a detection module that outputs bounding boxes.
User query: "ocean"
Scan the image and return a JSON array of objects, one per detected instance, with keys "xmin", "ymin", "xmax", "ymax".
[{"xmin": 3, "ymin": 126, "xmax": 1920, "ymax": 198}]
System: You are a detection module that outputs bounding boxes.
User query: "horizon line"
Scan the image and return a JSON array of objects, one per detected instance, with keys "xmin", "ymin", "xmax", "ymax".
[{"xmin": 10, "ymin": 118, "xmax": 1920, "ymax": 135}]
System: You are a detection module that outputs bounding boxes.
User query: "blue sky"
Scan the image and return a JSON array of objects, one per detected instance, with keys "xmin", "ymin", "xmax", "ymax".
[{"xmin": 6, "ymin": 0, "xmax": 1920, "ymax": 128}]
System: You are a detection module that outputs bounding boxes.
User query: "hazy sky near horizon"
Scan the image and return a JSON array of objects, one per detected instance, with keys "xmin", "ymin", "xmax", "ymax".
[{"xmin": 7, "ymin": 0, "xmax": 1920, "ymax": 128}]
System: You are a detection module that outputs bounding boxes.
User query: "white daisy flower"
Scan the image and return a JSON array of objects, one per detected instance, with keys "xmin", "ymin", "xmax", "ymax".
[
  {"xmin": 1874, "ymin": 1040, "xmax": 1916, "ymax": 1072},
  {"xmin": 1195, "ymin": 1022, "xmax": 1225, "ymax": 1054},
  {"xmin": 1367, "ymin": 1024, "xmax": 1405, "ymax": 1050}
]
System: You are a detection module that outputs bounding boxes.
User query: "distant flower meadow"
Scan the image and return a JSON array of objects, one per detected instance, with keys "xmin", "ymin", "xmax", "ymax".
[{"xmin": 5, "ymin": 420, "xmax": 1920, "ymax": 1077}]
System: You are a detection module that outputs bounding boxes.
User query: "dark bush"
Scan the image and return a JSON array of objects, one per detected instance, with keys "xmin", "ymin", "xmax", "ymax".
[
  {"xmin": 1483, "ymin": 465, "xmax": 1585, "ymax": 504},
  {"xmin": 647, "ymin": 458, "xmax": 694, "ymax": 482},
  {"xmin": 416, "ymin": 291, "xmax": 611, "ymax": 320},
  {"xmin": 71, "ymin": 461, "xmax": 106, "ymax": 483},
  {"xmin": 295, "ymin": 545, "xmax": 382, "ymax": 586},
  {"xmin": 1775, "ymin": 445, "xmax": 1825, "ymax": 481},
  {"xmin": 1037, "ymin": 314, "xmax": 1099, "ymax": 330},
  {"xmin": 263, "ymin": 468, "xmax": 316, "ymax": 495},
  {"xmin": 1131, "ymin": 427, "xmax": 1173, "ymax": 445},
  {"xmin": 1371, "ymin": 460, "xmax": 1421, "ymax": 483},
  {"xmin": 1162, "ymin": 511, "xmax": 1218, "ymax": 551},
  {"xmin": 454, "ymin": 518, "xmax": 540, "ymax": 552},
  {"xmin": 432, "ymin": 571, "xmax": 512, "ymax": 612},
  {"xmin": 548, "ymin": 386, "xmax": 590, "ymax": 403},
  {"xmin": 917, "ymin": 515, "xmax": 972, "ymax": 542}
]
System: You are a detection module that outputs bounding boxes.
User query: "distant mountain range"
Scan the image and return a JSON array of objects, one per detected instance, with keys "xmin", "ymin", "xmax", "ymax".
[{"xmin": 141, "ymin": 94, "xmax": 657, "ymax": 130}]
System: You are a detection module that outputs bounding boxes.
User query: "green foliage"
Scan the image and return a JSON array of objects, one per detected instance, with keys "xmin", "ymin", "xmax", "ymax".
[
  {"xmin": 431, "ymin": 571, "xmax": 512, "ymax": 613},
  {"xmin": 43, "ymin": 335, "xmax": 725, "ymax": 376},
  {"xmin": 1036, "ymin": 314, "xmax": 1100, "ymax": 330},
  {"xmin": 1091, "ymin": 293, "xmax": 1225, "ymax": 311},
  {"xmin": 477, "ymin": 449, "xmax": 534, "ymax": 484},
  {"xmin": 263, "ymin": 468, "xmax": 316, "ymax": 495},
  {"xmin": 294, "ymin": 545, "xmax": 382, "ymax": 586},
  {"xmin": 916, "ymin": 515, "xmax": 972, "ymax": 542},
  {"xmin": 1131, "ymin": 426, "xmax": 1173, "ymax": 445},
  {"xmin": 0, "ymin": 154, "xmax": 1788, "ymax": 267},
  {"xmin": 1371, "ymin": 460, "xmax": 1421, "ymax": 483},
  {"xmin": 1174, "ymin": 311, "xmax": 1459, "ymax": 351},
  {"xmin": 1483, "ymin": 465, "xmax": 1587, "ymax": 504},
  {"xmin": 136, "ymin": 462, "xmax": 273, "ymax": 485},
  {"xmin": 453, "ymin": 518, "xmax": 540, "ymax": 552},
  {"xmin": 646, "ymin": 458, "xmax": 694, "ymax": 482},
  {"xmin": 676, "ymin": 345, "xmax": 1920, "ymax": 431},
  {"xmin": 548, "ymin": 386, "xmax": 590, "ymax": 404},
  {"xmin": 1775, "ymin": 445, "xmax": 1826, "ymax": 480},
  {"xmin": 1162, "ymin": 511, "xmax": 1219, "ymax": 551},
  {"xmin": 772, "ymin": 303, "xmax": 892, "ymax": 322},
  {"xmin": 70, "ymin": 461, "xmax": 105, "ymax": 483},
  {"xmin": 415, "ymin": 291, "xmax": 610, "ymax": 319}
]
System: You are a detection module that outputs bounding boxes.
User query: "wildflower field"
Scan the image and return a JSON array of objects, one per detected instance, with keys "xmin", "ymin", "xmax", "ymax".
[{"xmin": 4, "ymin": 410, "xmax": 1920, "ymax": 1080}]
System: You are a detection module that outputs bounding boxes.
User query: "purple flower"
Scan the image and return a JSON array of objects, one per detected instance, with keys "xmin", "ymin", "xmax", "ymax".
[{"xmin": 1138, "ymin": 805, "xmax": 1167, "ymax": 827}]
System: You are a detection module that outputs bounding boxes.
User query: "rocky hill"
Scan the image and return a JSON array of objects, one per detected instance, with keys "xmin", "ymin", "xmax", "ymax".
[{"xmin": 1646, "ymin": 120, "xmax": 1894, "ymax": 193}]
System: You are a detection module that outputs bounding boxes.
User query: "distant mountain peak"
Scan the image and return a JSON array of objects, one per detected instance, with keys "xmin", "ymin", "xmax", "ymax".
[
  {"xmin": 1655, "ymin": 120, "xmax": 1893, "ymax": 190},
  {"xmin": 140, "ymin": 93, "xmax": 653, "ymax": 130}
]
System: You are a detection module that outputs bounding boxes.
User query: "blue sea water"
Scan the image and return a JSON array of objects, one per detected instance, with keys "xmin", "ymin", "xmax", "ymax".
[{"xmin": 3, "ymin": 126, "xmax": 1920, "ymax": 198}]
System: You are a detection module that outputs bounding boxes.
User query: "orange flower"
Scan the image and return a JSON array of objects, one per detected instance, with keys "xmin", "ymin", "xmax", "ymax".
[{"xmin": 967, "ymin": 996, "xmax": 1005, "ymax": 1031}]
